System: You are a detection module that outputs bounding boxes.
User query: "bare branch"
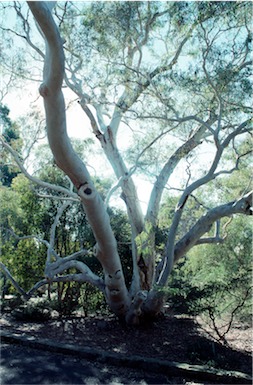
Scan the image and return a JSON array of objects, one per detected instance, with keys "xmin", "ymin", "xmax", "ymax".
[
  {"xmin": 195, "ymin": 221, "xmax": 224, "ymax": 245},
  {"xmin": 146, "ymin": 113, "xmax": 217, "ymax": 225},
  {"xmin": 157, "ymin": 115, "xmax": 251, "ymax": 287},
  {"xmin": 2, "ymin": 231, "xmax": 104, "ymax": 296},
  {"xmin": 0, "ymin": 137, "xmax": 78, "ymax": 199},
  {"xmin": 174, "ymin": 191, "xmax": 253, "ymax": 262},
  {"xmin": 0, "ymin": 262, "xmax": 29, "ymax": 300},
  {"xmin": 35, "ymin": 192, "xmax": 78, "ymax": 202},
  {"xmin": 7, "ymin": 228, "xmax": 59, "ymax": 260},
  {"xmin": 49, "ymin": 200, "xmax": 70, "ymax": 249},
  {"xmin": 111, "ymin": 19, "xmax": 200, "ymax": 136},
  {"xmin": 27, "ymin": 272, "xmax": 105, "ymax": 297}
]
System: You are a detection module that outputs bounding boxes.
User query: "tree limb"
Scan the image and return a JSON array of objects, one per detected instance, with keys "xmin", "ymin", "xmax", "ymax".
[
  {"xmin": 146, "ymin": 114, "xmax": 217, "ymax": 225},
  {"xmin": 0, "ymin": 137, "xmax": 78, "ymax": 199},
  {"xmin": 0, "ymin": 262, "xmax": 29, "ymax": 300},
  {"xmin": 27, "ymin": 1, "xmax": 130, "ymax": 316},
  {"xmin": 174, "ymin": 191, "xmax": 252, "ymax": 262},
  {"xmin": 157, "ymin": 115, "xmax": 251, "ymax": 287}
]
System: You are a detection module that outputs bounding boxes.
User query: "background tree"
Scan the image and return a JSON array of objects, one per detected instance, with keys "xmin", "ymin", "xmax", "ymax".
[
  {"xmin": 0, "ymin": 104, "xmax": 22, "ymax": 186},
  {"xmin": 160, "ymin": 165, "xmax": 252, "ymax": 341},
  {"xmin": 0, "ymin": 1, "xmax": 252, "ymax": 324}
]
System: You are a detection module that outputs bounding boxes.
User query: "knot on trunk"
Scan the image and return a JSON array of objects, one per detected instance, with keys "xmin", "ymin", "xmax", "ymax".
[
  {"xmin": 105, "ymin": 270, "xmax": 124, "ymax": 301},
  {"xmin": 39, "ymin": 83, "xmax": 49, "ymax": 97},
  {"xmin": 104, "ymin": 270, "xmax": 129, "ymax": 315},
  {"xmin": 105, "ymin": 269, "xmax": 122, "ymax": 288}
]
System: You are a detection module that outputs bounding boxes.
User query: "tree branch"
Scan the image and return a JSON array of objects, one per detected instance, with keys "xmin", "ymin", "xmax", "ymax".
[
  {"xmin": 2, "ymin": 229, "xmax": 104, "ymax": 296},
  {"xmin": 111, "ymin": 19, "xmax": 199, "ymax": 135},
  {"xmin": 157, "ymin": 115, "xmax": 251, "ymax": 287},
  {"xmin": 13, "ymin": 1, "xmax": 45, "ymax": 58},
  {"xmin": 0, "ymin": 262, "xmax": 29, "ymax": 300},
  {"xmin": 174, "ymin": 191, "xmax": 252, "ymax": 262},
  {"xmin": 45, "ymin": 259, "xmax": 104, "ymax": 291},
  {"xmin": 1, "ymin": 137, "xmax": 78, "ymax": 199},
  {"xmin": 195, "ymin": 220, "xmax": 224, "ymax": 245},
  {"xmin": 7, "ymin": 229, "xmax": 59, "ymax": 261},
  {"xmin": 27, "ymin": 1, "xmax": 130, "ymax": 316},
  {"xmin": 146, "ymin": 114, "xmax": 217, "ymax": 225}
]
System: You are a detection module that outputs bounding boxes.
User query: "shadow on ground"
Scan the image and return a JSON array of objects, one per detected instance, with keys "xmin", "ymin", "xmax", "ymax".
[{"xmin": 1, "ymin": 312, "xmax": 251, "ymax": 378}]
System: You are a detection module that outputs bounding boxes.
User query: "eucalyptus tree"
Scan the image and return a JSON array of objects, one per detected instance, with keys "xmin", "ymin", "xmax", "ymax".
[{"xmin": 0, "ymin": 1, "xmax": 252, "ymax": 324}]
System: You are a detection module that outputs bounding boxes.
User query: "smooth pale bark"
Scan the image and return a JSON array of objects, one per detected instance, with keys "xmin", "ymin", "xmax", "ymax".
[
  {"xmin": 76, "ymin": 97, "xmax": 145, "ymax": 237},
  {"xmin": 143, "ymin": 191, "xmax": 253, "ymax": 316},
  {"xmin": 27, "ymin": 2, "xmax": 130, "ymax": 316},
  {"xmin": 63, "ymin": 15, "xmax": 202, "ymax": 291},
  {"xmin": 174, "ymin": 191, "xmax": 253, "ymax": 261},
  {"xmin": 142, "ymin": 116, "xmax": 217, "ymax": 291},
  {"xmin": 3, "ymin": 2, "xmax": 250, "ymax": 324},
  {"xmin": 146, "ymin": 114, "xmax": 217, "ymax": 226},
  {"xmin": 156, "ymin": 118, "xmax": 251, "ymax": 288}
]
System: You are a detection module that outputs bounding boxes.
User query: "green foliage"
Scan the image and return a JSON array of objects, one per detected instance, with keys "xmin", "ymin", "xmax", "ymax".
[
  {"xmin": 0, "ymin": 163, "xmax": 134, "ymax": 312},
  {"xmin": 0, "ymin": 186, "xmax": 23, "ymax": 235},
  {"xmin": 0, "ymin": 103, "xmax": 22, "ymax": 186},
  {"xmin": 1, "ymin": 239, "xmax": 45, "ymax": 292},
  {"xmin": 167, "ymin": 216, "xmax": 252, "ymax": 323},
  {"xmin": 11, "ymin": 174, "xmax": 45, "ymax": 234},
  {"xmin": 0, "ymin": 180, "xmax": 45, "ymax": 292},
  {"xmin": 8, "ymin": 283, "xmax": 109, "ymax": 321},
  {"xmin": 46, "ymin": 282, "xmax": 81, "ymax": 317},
  {"xmin": 82, "ymin": 2, "xmax": 137, "ymax": 56},
  {"xmin": 135, "ymin": 222, "xmax": 154, "ymax": 260},
  {"xmin": 79, "ymin": 283, "xmax": 108, "ymax": 317}
]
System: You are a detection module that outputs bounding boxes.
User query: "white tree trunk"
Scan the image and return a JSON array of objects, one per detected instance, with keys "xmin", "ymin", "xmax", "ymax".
[{"xmin": 27, "ymin": 1, "xmax": 130, "ymax": 316}]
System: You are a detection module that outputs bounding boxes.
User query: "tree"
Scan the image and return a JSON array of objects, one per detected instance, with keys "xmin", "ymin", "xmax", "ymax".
[
  {"xmin": 160, "ymin": 167, "xmax": 252, "ymax": 337},
  {"xmin": 0, "ymin": 2, "xmax": 252, "ymax": 324},
  {"xmin": 0, "ymin": 175, "xmax": 46, "ymax": 294},
  {"xmin": 0, "ymin": 104, "xmax": 21, "ymax": 186}
]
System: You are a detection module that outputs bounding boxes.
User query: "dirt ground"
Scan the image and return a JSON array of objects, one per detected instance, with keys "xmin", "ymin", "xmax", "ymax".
[{"xmin": 0, "ymin": 310, "xmax": 251, "ymax": 382}]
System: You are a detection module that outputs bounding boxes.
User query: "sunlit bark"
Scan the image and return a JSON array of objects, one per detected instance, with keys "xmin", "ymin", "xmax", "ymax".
[{"xmin": 27, "ymin": 1, "xmax": 130, "ymax": 316}]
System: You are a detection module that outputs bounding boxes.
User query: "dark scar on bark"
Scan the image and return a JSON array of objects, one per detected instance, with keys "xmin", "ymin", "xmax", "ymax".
[
  {"xmin": 78, "ymin": 182, "xmax": 92, "ymax": 195},
  {"xmin": 84, "ymin": 188, "xmax": 92, "ymax": 195}
]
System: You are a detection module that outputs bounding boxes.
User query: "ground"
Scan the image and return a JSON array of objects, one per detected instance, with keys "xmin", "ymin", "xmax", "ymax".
[{"xmin": 0, "ymin": 309, "xmax": 251, "ymax": 383}]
